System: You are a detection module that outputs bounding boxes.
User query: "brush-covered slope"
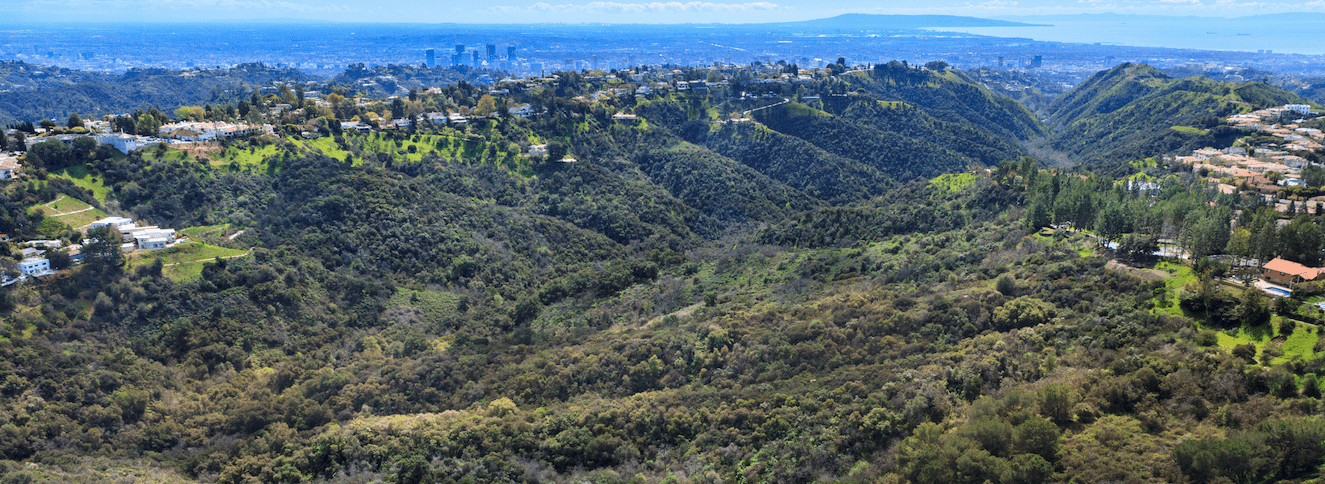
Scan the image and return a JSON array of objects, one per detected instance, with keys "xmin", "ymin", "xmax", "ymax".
[{"xmin": 1046, "ymin": 62, "xmax": 1313, "ymax": 165}]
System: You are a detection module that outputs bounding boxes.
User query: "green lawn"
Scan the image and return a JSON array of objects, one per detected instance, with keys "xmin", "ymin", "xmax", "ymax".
[
  {"xmin": 1170, "ymin": 126, "xmax": 1210, "ymax": 135},
  {"xmin": 28, "ymin": 193, "xmax": 109, "ymax": 229},
  {"xmin": 127, "ymin": 241, "xmax": 248, "ymax": 282},
  {"xmin": 219, "ymin": 144, "xmax": 281, "ymax": 168},
  {"xmin": 51, "ymin": 165, "xmax": 112, "ymax": 203},
  {"xmin": 1214, "ymin": 318, "xmax": 1320, "ymax": 365},
  {"xmin": 177, "ymin": 224, "xmax": 232, "ymax": 238}
]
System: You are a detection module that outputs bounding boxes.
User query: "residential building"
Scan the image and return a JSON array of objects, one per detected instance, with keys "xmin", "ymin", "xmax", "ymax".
[
  {"xmin": 1263, "ymin": 257, "xmax": 1324, "ymax": 286},
  {"xmin": 18, "ymin": 257, "xmax": 50, "ymax": 275},
  {"xmin": 90, "ymin": 216, "xmax": 133, "ymax": 229},
  {"xmin": 0, "ymin": 155, "xmax": 20, "ymax": 180},
  {"xmin": 1286, "ymin": 104, "xmax": 1312, "ymax": 115},
  {"xmin": 529, "ymin": 144, "xmax": 548, "ymax": 157},
  {"xmin": 509, "ymin": 105, "xmax": 534, "ymax": 118}
]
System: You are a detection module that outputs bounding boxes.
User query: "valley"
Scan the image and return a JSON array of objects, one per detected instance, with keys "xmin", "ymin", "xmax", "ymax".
[{"xmin": 1, "ymin": 58, "xmax": 1325, "ymax": 484}]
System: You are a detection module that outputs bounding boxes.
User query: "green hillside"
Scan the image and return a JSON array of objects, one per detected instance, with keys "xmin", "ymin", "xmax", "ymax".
[
  {"xmin": 8, "ymin": 62, "xmax": 1325, "ymax": 484},
  {"xmin": 1045, "ymin": 63, "xmax": 1313, "ymax": 166}
]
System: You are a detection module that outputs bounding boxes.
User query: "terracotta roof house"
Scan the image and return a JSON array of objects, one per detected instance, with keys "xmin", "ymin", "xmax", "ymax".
[{"xmin": 1263, "ymin": 257, "xmax": 1325, "ymax": 286}]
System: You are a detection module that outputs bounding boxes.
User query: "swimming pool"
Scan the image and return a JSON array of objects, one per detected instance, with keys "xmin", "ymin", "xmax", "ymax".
[{"xmin": 1266, "ymin": 287, "xmax": 1291, "ymax": 297}]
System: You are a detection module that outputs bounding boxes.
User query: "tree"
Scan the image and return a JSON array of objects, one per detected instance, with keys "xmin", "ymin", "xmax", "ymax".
[
  {"xmin": 391, "ymin": 98, "xmax": 407, "ymax": 119},
  {"xmin": 1095, "ymin": 202, "xmax": 1130, "ymax": 242},
  {"xmin": 474, "ymin": 95, "xmax": 497, "ymax": 117},
  {"xmin": 1304, "ymin": 163, "xmax": 1325, "ymax": 187},
  {"xmin": 1038, "ymin": 384, "xmax": 1080, "ymax": 426},
  {"xmin": 1238, "ymin": 287, "xmax": 1272, "ymax": 327},
  {"xmin": 66, "ymin": 112, "xmax": 83, "ymax": 128},
  {"xmin": 82, "ymin": 225, "xmax": 125, "ymax": 278},
  {"xmin": 546, "ymin": 141, "xmax": 568, "ymax": 162},
  {"xmin": 47, "ymin": 250, "xmax": 72, "ymax": 270},
  {"xmin": 1025, "ymin": 196, "xmax": 1051, "ymax": 229},
  {"xmin": 1278, "ymin": 216, "xmax": 1323, "ymax": 265}
]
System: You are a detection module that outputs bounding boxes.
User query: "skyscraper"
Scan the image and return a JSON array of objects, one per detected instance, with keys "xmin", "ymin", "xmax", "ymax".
[
  {"xmin": 473, "ymin": 51, "xmax": 480, "ymax": 66},
  {"xmin": 426, "ymin": 49, "xmax": 436, "ymax": 68},
  {"xmin": 486, "ymin": 44, "xmax": 497, "ymax": 59},
  {"xmin": 455, "ymin": 44, "xmax": 465, "ymax": 54},
  {"xmin": 507, "ymin": 46, "xmax": 516, "ymax": 61}
]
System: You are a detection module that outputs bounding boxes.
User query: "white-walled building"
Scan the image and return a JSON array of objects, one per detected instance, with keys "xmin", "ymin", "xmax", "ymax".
[
  {"xmin": 90, "ymin": 217, "xmax": 134, "ymax": 229},
  {"xmin": 18, "ymin": 257, "xmax": 49, "ymax": 275},
  {"xmin": 0, "ymin": 155, "xmax": 20, "ymax": 181}
]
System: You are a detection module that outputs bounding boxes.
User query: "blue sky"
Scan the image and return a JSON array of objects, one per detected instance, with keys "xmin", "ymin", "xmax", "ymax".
[{"xmin": 6, "ymin": 0, "xmax": 1325, "ymax": 23}]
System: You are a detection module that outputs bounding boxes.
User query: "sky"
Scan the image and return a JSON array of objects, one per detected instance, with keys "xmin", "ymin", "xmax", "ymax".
[{"xmin": 5, "ymin": 0, "xmax": 1325, "ymax": 23}]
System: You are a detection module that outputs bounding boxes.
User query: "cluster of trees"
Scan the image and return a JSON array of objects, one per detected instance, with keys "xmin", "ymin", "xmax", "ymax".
[{"xmin": 9, "ymin": 59, "xmax": 1325, "ymax": 483}]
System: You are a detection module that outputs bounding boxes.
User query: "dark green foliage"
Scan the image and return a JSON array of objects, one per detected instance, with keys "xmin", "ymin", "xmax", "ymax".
[
  {"xmin": 694, "ymin": 121, "xmax": 894, "ymax": 203},
  {"xmin": 754, "ymin": 102, "xmax": 977, "ymax": 182},
  {"xmin": 0, "ymin": 63, "xmax": 315, "ymax": 124},
  {"xmin": 630, "ymin": 141, "xmax": 820, "ymax": 224},
  {"xmin": 1173, "ymin": 432, "xmax": 1271, "ymax": 483}
]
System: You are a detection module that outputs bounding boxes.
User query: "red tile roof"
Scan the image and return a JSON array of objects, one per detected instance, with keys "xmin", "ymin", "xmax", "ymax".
[{"xmin": 1264, "ymin": 257, "xmax": 1325, "ymax": 280}]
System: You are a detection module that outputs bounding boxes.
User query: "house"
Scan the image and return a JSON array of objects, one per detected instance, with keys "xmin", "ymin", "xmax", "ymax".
[
  {"xmin": 90, "ymin": 216, "xmax": 133, "ymax": 229},
  {"xmin": 529, "ymin": 144, "xmax": 548, "ymax": 157},
  {"xmin": 509, "ymin": 105, "xmax": 534, "ymax": 118},
  {"xmin": 18, "ymin": 257, "xmax": 50, "ymax": 276},
  {"xmin": 1263, "ymin": 257, "xmax": 1325, "ymax": 286},
  {"xmin": 341, "ymin": 121, "xmax": 371, "ymax": 133},
  {"xmin": 0, "ymin": 155, "xmax": 20, "ymax": 180},
  {"xmin": 1286, "ymin": 104, "xmax": 1312, "ymax": 115},
  {"xmin": 120, "ymin": 225, "xmax": 176, "ymax": 250},
  {"xmin": 612, "ymin": 113, "xmax": 638, "ymax": 122},
  {"xmin": 93, "ymin": 133, "xmax": 152, "ymax": 154}
]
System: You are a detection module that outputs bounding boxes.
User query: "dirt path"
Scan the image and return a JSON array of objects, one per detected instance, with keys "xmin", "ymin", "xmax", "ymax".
[
  {"xmin": 1104, "ymin": 259, "xmax": 1167, "ymax": 281},
  {"xmin": 228, "ymin": 230, "xmax": 245, "ymax": 240},
  {"xmin": 49, "ymin": 206, "xmax": 95, "ymax": 217}
]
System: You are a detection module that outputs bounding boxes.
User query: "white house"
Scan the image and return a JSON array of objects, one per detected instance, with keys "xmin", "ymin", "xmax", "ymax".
[
  {"xmin": 1286, "ymin": 104, "xmax": 1313, "ymax": 115},
  {"xmin": 90, "ymin": 216, "xmax": 134, "ymax": 229},
  {"xmin": 529, "ymin": 144, "xmax": 549, "ymax": 157},
  {"xmin": 18, "ymin": 257, "xmax": 50, "ymax": 275},
  {"xmin": 93, "ymin": 133, "xmax": 152, "ymax": 154},
  {"xmin": 509, "ymin": 105, "xmax": 534, "ymax": 118},
  {"xmin": 0, "ymin": 155, "xmax": 20, "ymax": 181}
]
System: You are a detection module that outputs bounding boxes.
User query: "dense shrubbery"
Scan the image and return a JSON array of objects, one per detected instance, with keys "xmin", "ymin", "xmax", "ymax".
[{"xmin": 6, "ymin": 62, "xmax": 1325, "ymax": 484}]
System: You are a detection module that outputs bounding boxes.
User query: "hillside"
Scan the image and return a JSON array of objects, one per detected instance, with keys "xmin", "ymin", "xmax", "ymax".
[
  {"xmin": 0, "ymin": 63, "xmax": 315, "ymax": 124},
  {"xmin": 8, "ymin": 63, "xmax": 1325, "ymax": 484},
  {"xmin": 1044, "ymin": 63, "xmax": 1314, "ymax": 166}
]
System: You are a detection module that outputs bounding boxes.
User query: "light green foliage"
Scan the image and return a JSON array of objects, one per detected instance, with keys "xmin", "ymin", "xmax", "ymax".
[{"xmin": 991, "ymin": 296, "xmax": 1056, "ymax": 330}]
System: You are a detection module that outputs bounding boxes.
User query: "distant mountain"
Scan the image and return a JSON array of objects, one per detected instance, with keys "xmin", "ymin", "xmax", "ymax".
[
  {"xmin": 772, "ymin": 14, "xmax": 1044, "ymax": 30},
  {"xmin": 1044, "ymin": 62, "xmax": 1312, "ymax": 167}
]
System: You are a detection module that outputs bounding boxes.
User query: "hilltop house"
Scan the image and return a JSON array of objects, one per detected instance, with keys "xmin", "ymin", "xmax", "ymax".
[
  {"xmin": 18, "ymin": 257, "xmax": 50, "ymax": 276},
  {"xmin": 0, "ymin": 155, "xmax": 20, "ymax": 180},
  {"xmin": 1263, "ymin": 257, "xmax": 1325, "ymax": 286}
]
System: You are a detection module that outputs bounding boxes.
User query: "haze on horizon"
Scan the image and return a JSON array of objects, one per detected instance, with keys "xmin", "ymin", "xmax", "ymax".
[{"xmin": 4, "ymin": 0, "xmax": 1325, "ymax": 24}]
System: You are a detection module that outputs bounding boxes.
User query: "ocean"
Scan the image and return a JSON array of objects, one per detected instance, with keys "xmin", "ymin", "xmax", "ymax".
[{"xmin": 925, "ymin": 13, "xmax": 1325, "ymax": 55}]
